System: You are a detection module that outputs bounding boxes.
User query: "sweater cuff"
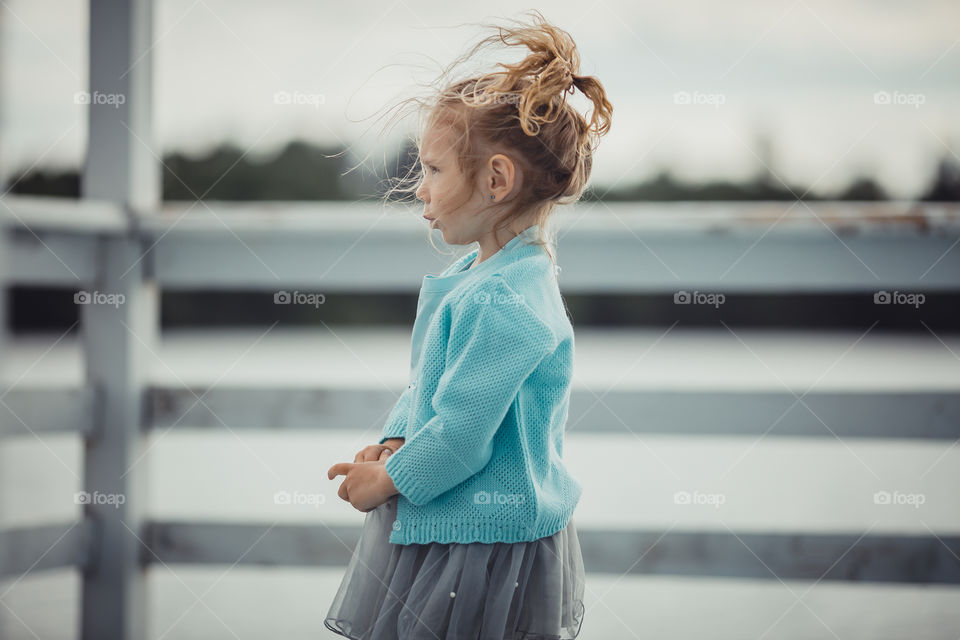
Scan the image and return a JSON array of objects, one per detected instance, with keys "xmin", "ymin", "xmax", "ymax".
[
  {"xmin": 383, "ymin": 439, "xmax": 450, "ymax": 506},
  {"xmin": 379, "ymin": 422, "xmax": 406, "ymax": 445},
  {"xmin": 379, "ymin": 386, "xmax": 413, "ymax": 444}
]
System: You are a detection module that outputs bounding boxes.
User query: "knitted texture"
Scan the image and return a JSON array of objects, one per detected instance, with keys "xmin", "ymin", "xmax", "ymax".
[{"xmin": 380, "ymin": 224, "xmax": 583, "ymax": 544}]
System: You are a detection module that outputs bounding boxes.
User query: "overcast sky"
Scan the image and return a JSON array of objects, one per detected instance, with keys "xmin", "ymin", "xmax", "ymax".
[{"xmin": 1, "ymin": 0, "xmax": 958, "ymax": 198}]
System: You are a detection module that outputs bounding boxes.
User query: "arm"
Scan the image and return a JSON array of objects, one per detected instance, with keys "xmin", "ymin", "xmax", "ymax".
[
  {"xmin": 378, "ymin": 383, "xmax": 414, "ymax": 445},
  {"xmin": 383, "ymin": 276, "xmax": 557, "ymax": 506}
]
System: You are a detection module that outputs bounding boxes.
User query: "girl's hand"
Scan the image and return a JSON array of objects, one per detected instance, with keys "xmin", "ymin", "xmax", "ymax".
[
  {"xmin": 354, "ymin": 438, "xmax": 404, "ymax": 463},
  {"xmin": 327, "ymin": 460, "xmax": 400, "ymax": 513}
]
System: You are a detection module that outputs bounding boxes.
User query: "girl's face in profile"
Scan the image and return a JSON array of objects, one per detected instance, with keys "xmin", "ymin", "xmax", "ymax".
[{"xmin": 416, "ymin": 123, "xmax": 496, "ymax": 246}]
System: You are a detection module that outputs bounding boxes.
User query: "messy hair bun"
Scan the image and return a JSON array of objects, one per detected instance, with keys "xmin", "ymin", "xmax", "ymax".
[
  {"xmin": 378, "ymin": 10, "xmax": 613, "ymax": 274},
  {"xmin": 469, "ymin": 15, "xmax": 612, "ymax": 140}
]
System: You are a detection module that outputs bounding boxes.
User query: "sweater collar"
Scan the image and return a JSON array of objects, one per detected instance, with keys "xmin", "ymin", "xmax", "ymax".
[{"xmin": 421, "ymin": 224, "xmax": 541, "ymax": 292}]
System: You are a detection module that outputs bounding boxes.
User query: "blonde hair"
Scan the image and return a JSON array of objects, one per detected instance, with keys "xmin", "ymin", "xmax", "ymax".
[{"xmin": 380, "ymin": 10, "xmax": 613, "ymax": 277}]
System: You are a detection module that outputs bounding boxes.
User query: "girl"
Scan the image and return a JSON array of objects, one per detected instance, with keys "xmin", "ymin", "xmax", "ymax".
[{"xmin": 326, "ymin": 10, "xmax": 612, "ymax": 639}]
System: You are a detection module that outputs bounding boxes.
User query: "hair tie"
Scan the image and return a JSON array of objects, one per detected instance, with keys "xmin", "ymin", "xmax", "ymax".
[{"xmin": 558, "ymin": 59, "xmax": 576, "ymax": 92}]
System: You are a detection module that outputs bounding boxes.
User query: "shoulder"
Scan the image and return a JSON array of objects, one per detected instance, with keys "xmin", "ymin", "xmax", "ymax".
[
  {"xmin": 459, "ymin": 274, "xmax": 528, "ymax": 310},
  {"xmin": 492, "ymin": 243, "xmax": 556, "ymax": 288},
  {"xmin": 451, "ymin": 270, "xmax": 559, "ymax": 349},
  {"xmin": 462, "ymin": 246, "xmax": 555, "ymax": 298}
]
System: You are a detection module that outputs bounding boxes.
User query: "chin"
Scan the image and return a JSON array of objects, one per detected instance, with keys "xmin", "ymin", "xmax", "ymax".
[{"xmin": 442, "ymin": 231, "xmax": 467, "ymax": 246}]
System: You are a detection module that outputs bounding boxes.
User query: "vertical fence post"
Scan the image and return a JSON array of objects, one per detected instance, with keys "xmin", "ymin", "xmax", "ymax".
[
  {"xmin": 0, "ymin": 2, "xmax": 8, "ymax": 364},
  {"xmin": 0, "ymin": 239, "xmax": 8, "ymax": 393},
  {"xmin": 82, "ymin": 0, "xmax": 160, "ymax": 212},
  {"xmin": 80, "ymin": 0, "xmax": 159, "ymax": 639},
  {"xmin": 0, "ymin": 229, "xmax": 8, "ymax": 363},
  {"xmin": 79, "ymin": 236, "xmax": 152, "ymax": 640}
]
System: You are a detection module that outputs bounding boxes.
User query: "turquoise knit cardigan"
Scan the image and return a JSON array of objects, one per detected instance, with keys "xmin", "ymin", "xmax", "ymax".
[{"xmin": 380, "ymin": 224, "xmax": 582, "ymax": 545}]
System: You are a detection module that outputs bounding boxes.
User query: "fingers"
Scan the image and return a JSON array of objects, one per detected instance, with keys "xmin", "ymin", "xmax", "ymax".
[
  {"xmin": 338, "ymin": 480, "xmax": 349, "ymax": 502},
  {"xmin": 355, "ymin": 444, "xmax": 390, "ymax": 463},
  {"xmin": 378, "ymin": 447, "xmax": 393, "ymax": 462},
  {"xmin": 327, "ymin": 462, "xmax": 353, "ymax": 480}
]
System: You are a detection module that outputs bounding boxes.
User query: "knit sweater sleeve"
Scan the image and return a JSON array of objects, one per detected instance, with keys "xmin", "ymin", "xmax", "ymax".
[
  {"xmin": 379, "ymin": 383, "xmax": 414, "ymax": 444},
  {"xmin": 383, "ymin": 275, "xmax": 557, "ymax": 506}
]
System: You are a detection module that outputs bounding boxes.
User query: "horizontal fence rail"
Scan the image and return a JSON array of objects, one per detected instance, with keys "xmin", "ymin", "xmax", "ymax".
[
  {"xmin": 3, "ymin": 520, "xmax": 958, "ymax": 585},
  {"xmin": 0, "ymin": 521, "xmax": 94, "ymax": 577},
  {"xmin": 143, "ymin": 522, "xmax": 960, "ymax": 585},
  {"xmin": 141, "ymin": 386, "xmax": 960, "ymax": 440},
  {"xmin": 3, "ymin": 384, "xmax": 959, "ymax": 440},
  {"xmin": 0, "ymin": 387, "xmax": 99, "ymax": 437},
  {"xmin": 3, "ymin": 197, "xmax": 960, "ymax": 293}
]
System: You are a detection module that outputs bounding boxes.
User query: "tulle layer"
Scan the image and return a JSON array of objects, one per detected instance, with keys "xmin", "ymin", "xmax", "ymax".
[{"xmin": 325, "ymin": 494, "xmax": 585, "ymax": 640}]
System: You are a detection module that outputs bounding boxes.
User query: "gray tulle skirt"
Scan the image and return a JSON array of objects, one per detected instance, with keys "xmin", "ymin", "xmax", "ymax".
[{"xmin": 325, "ymin": 494, "xmax": 586, "ymax": 639}]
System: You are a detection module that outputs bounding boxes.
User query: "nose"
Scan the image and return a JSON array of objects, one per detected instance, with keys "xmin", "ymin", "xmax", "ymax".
[{"xmin": 416, "ymin": 181, "xmax": 428, "ymax": 204}]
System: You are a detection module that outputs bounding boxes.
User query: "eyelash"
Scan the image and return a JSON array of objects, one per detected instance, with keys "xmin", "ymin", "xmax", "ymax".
[{"xmin": 426, "ymin": 165, "xmax": 439, "ymax": 174}]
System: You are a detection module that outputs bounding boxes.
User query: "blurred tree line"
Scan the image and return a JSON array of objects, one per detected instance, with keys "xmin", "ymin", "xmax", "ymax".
[{"xmin": 7, "ymin": 138, "xmax": 960, "ymax": 202}]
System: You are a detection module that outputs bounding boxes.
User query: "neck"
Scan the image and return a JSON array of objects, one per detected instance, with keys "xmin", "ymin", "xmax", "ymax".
[{"xmin": 474, "ymin": 218, "xmax": 538, "ymax": 265}]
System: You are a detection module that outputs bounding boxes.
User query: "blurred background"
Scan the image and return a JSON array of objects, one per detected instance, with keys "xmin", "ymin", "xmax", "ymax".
[
  {"xmin": 3, "ymin": 0, "xmax": 960, "ymax": 330},
  {"xmin": 1, "ymin": 1, "xmax": 959, "ymax": 639}
]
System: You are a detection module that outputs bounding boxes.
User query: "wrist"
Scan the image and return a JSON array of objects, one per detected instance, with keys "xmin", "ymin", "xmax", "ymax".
[
  {"xmin": 380, "ymin": 464, "xmax": 399, "ymax": 497},
  {"xmin": 383, "ymin": 438, "xmax": 405, "ymax": 451}
]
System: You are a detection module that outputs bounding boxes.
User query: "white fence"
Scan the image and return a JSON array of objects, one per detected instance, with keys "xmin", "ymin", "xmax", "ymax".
[{"xmin": 2, "ymin": 196, "xmax": 959, "ymax": 639}]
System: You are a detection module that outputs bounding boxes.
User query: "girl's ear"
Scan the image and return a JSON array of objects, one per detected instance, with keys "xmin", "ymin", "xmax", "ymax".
[{"xmin": 487, "ymin": 153, "xmax": 517, "ymax": 196}]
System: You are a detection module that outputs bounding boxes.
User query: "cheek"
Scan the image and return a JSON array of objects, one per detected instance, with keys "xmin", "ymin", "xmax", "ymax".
[
  {"xmin": 429, "ymin": 179, "xmax": 450, "ymax": 206},
  {"xmin": 441, "ymin": 176, "xmax": 470, "ymax": 203}
]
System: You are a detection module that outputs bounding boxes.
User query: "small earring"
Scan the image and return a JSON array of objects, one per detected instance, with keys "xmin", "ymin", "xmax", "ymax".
[{"xmin": 490, "ymin": 194, "xmax": 495, "ymax": 200}]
